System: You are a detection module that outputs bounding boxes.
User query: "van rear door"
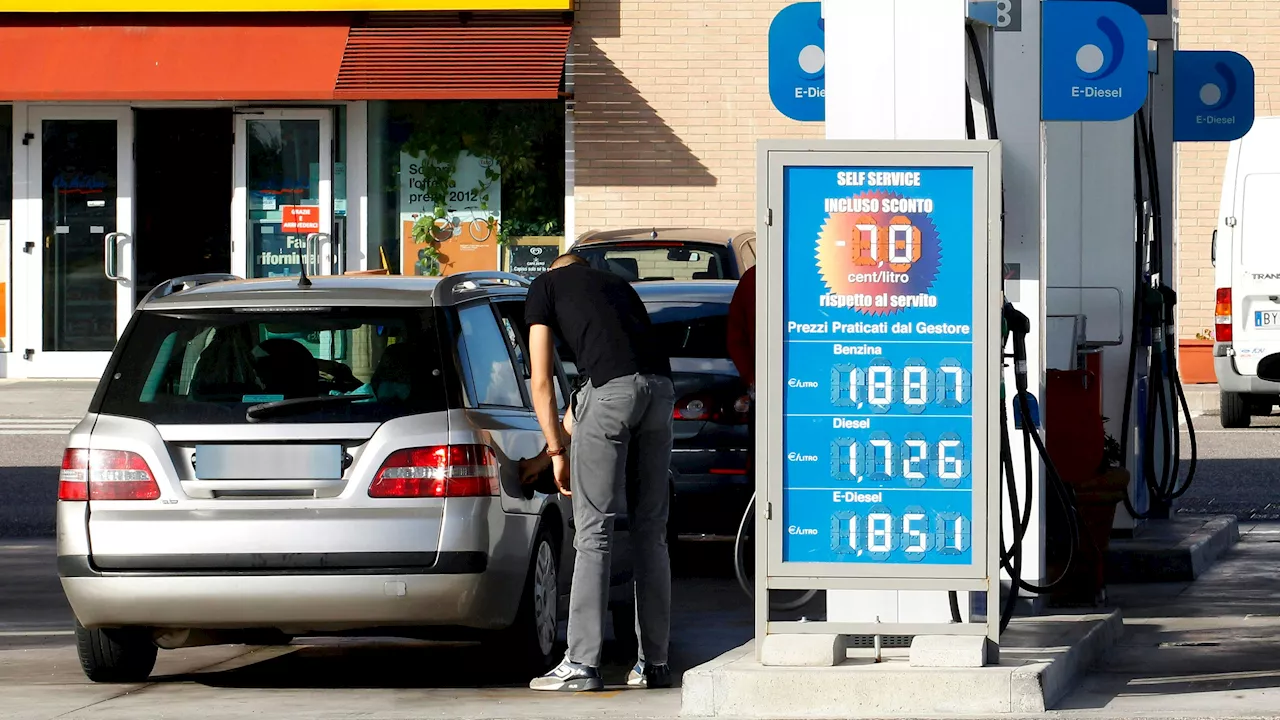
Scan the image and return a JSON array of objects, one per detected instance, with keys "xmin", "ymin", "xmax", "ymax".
[{"xmin": 1232, "ymin": 172, "xmax": 1280, "ymax": 376}]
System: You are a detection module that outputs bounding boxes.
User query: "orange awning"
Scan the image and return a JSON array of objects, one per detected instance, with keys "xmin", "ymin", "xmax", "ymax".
[
  {"xmin": 0, "ymin": 16, "xmax": 352, "ymax": 100},
  {"xmin": 0, "ymin": 13, "xmax": 570, "ymax": 101},
  {"xmin": 335, "ymin": 13, "xmax": 571, "ymax": 100}
]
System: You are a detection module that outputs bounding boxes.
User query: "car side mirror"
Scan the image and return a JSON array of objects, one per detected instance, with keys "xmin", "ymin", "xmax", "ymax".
[{"xmin": 1211, "ymin": 229, "xmax": 1217, "ymax": 267}]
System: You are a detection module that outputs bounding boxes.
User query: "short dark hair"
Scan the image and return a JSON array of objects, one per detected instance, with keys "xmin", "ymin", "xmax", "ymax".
[{"xmin": 551, "ymin": 253, "xmax": 588, "ymax": 269}]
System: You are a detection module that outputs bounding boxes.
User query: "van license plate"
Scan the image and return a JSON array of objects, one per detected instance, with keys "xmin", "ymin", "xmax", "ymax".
[{"xmin": 1256, "ymin": 311, "xmax": 1280, "ymax": 328}]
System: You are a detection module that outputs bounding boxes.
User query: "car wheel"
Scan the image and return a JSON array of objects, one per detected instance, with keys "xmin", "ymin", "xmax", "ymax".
[
  {"xmin": 75, "ymin": 621, "xmax": 157, "ymax": 683},
  {"xmin": 498, "ymin": 524, "xmax": 560, "ymax": 675},
  {"xmin": 1221, "ymin": 391, "xmax": 1250, "ymax": 429}
]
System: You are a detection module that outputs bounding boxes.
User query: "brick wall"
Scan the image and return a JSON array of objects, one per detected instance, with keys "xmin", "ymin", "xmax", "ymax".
[
  {"xmin": 1176, "ymin": 1, "xmax": 1280, "ymax": 339},
  {"xmin": 570, "ymin": 0, "xmax": 822, "ymax": 235}
]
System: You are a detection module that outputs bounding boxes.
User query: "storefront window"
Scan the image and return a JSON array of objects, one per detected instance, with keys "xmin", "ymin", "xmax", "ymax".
[{"xmin": 367, "ymin": 101, "xmax": 565, "ymax": 276}]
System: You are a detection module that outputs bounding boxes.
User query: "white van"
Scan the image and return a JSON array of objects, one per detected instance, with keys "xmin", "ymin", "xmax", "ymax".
[{"xmin": 1213, "ymin": 116, "xmax": 1280, "ymax": 428}]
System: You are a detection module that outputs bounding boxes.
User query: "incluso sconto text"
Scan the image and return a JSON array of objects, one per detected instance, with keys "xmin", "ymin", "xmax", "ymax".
[{"xmin": 824, "ymin": 170, "xmax": 942, "ymax": 308}]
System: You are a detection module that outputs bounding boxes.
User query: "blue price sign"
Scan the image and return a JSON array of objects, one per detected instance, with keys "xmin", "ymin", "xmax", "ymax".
[
  {"xmin": 767, "ymin": 2, "xmax": 825, "ymax": 122},
  {"xmin": 1173, "ymin": 51, "xmax": 1255, "ymax": 142},
  {"xmin": 777, "ymin": 163, "xmax": 983, "ymax": 567},
  {"xmin": 1041, "ymin": 1, "xmax": 1150, "ymax": 122}
]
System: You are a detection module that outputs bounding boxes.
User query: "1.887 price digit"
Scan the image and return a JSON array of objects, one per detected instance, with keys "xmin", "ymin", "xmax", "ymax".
[{"xmin": 831, "ymin": 359, "xmax": 971, "ymax": 413}]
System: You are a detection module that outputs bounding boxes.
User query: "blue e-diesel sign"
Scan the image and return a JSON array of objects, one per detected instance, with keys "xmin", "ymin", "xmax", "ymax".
[
  {"xmin": 779, "ymin": 165, "xmax": 978, "ymax": 565},
  {"xmin": 1174, "ymin": 50, "xmax": 1256, "ymax": 142},
  {"xmin": 768, "ymin": 1, "xmax": 825, "ymax": 122},
  {"xmin": 1041, "ymin": 0, "xmax": 1150, "ymax": 122}
]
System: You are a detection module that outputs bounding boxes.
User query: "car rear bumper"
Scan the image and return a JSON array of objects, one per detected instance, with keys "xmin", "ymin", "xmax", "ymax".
[
  {"xmin": 670, "ymin": 447, "xmax": 751, "ymax": 539},
  {"xmin": 60, "ymin": 553, "xmax": 515, "ymax": 632},
  {"xmin": 1215, "ymin": 356, "xmax": 1280, "ymax": 393}
]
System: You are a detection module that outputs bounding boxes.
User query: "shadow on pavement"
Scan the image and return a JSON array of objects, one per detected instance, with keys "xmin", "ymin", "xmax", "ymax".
[
  {"xmin": 1061, "ymin": 528, "xmax": 1280, "ymax": 711},
  {"xmin": 152, "ymin": 548, "xmax": 752, "ymax": 692}
]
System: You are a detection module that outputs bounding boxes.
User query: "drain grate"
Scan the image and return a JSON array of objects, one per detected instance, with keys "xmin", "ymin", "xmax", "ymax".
[{"xmin": 847, "ymin": 635, "xmax": 914, "ymax": 649}]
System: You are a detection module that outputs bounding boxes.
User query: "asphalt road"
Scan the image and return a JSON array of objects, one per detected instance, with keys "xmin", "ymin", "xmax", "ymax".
[{"xmin": 1173, "ymin": 413, "xmax": 1280, "ymax": 519}]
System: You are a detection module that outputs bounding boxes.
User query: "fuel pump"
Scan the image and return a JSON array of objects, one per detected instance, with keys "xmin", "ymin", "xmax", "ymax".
[{"xmin": 1119, "ymin": 106, "xmax": 1200, "ymax": 521}]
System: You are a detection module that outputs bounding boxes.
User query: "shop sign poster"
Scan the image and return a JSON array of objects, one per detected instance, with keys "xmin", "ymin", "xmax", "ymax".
[
  {"xmin": 399, "ymin": 152, "xmax": 502, "ymax": 276},
  {"xmin": 779, "ymin": 165, "xmax": 977, "ymax": 567},
  {"xmin": 507, "ymin": 243, "xmax": 561, "ymax": 278},
  {"xmin": 281, "ymin": 205, "xmax": 321, "ymax": 234}
]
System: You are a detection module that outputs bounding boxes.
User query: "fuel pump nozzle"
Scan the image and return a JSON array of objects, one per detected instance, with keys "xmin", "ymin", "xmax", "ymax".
[{"xmin": 1004, "ymin": 302, "xmax": 1031, "ymax": 395}]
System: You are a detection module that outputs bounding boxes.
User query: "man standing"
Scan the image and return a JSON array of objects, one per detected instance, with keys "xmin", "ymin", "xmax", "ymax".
[{"xmin": 525, "ymin": 253, "xmax": 676, "ymax": 692}]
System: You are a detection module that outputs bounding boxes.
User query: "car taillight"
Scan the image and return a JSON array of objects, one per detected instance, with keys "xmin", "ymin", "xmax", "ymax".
[
  {"xmin": 59, "ymin": 449, "xmax": 161, "ymax": 501},
  {"xmin": 674, "ymin": 395, "xmax": 713, "ymax": 421},
  {"xmin": 673, "ymin": 393, "xmax": 752, "ymax": 424},
  {"xmin": 369, "ymin": 445, "xmax": 499, "ymax": 498},
  {"xmin": 1215, "ymin": 287, "xmax": 1232, "ymax": 343}
]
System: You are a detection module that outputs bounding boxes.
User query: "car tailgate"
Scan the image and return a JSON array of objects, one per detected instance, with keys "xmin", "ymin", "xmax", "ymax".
[{"xmin": 84, "ymin": 414, "xmax": 454, "ymax": 570}]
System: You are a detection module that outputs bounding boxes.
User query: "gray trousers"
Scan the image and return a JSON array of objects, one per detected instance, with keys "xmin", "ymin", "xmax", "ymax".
[{"xmin": 567, "ymin": 372, "xmax": 676, "ymax": 668}]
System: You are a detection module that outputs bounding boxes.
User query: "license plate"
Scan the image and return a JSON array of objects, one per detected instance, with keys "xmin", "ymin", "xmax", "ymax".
[
  {"xmin": 194, "ymin": 444, "xmax": 343, "ymax": 480},
  {"xmin": 1256, "ymin": 311, "xmax": 1280, "ymax": 328}
]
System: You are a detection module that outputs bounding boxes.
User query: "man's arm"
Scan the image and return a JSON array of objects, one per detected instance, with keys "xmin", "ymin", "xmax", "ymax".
[{"xmin": 529, "ymin": 323, "xmax": 571, "ymax": 495}]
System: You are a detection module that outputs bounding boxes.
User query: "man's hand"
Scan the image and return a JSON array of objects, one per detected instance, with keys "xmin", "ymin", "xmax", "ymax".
[
  {"xmin": 551, "ymin": 454, "xmax": 571, "ymax": 497},
  {"xmin": 518, "ymin": 451, "xmax": 552, "ymax": 485}
]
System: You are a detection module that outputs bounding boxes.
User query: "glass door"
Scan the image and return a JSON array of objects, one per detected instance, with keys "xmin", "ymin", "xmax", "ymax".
[
  {"xmin": 232, "ymin": 109, "xmax": 333, "ymax": 279},
  {"xmin": 22, "ymin": 107, "xmax": 134, "ymax": 378}
]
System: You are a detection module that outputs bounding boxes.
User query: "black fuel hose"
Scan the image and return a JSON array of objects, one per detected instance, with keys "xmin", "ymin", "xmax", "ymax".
[{"xmin": 1119, "ymin": 106, "xmax": 1200, "ymax": 519}]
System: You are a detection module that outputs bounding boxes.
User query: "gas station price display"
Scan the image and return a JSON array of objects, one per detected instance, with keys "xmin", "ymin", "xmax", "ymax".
[{"xmin": 780, "ymin": 164, "xmax": 978, "ymax": 566}]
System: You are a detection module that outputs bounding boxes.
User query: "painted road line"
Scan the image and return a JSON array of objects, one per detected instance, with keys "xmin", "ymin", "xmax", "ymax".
[{"xmin": 0, "ymin": 418, "xmax": 78, "ymax": 435}]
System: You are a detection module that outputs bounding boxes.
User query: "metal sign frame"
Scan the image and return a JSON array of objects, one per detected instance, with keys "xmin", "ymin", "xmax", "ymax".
[{"xmin": 756, "ymin": 139, "xmax": 1002, "ymax": 653}]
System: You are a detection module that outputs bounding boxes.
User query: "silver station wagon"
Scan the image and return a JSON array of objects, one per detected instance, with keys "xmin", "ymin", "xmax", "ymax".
[{"xmin": 57, "ymin": 271, "xmax": 633, "ymax": 682}]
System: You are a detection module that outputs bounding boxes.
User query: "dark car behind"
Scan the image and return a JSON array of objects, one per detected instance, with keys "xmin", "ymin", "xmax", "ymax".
[{"xmin": 559, "ymin": 280, "xmax": 751, "ymax": 542}]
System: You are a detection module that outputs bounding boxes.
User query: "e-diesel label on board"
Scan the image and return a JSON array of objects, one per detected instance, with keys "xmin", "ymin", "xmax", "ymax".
[{"xmin": 781, "ymin": 165, "xmax": 976, "ymax": 566}]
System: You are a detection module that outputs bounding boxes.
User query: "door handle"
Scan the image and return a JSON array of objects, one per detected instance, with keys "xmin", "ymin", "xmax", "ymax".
[{"xmin": 104, "ymin": 232, "xmax": 128, "ymax": 281}]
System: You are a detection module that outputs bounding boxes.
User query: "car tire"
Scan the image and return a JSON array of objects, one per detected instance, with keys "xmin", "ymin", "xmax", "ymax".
[
  {"xmin": 75, "ymin": 621, "xmax": 157, "ymax": 683},
  {"xmin": 1221, "ymin": 390, "xmax": 1251, "ymax": 429},
  {"xmin": 497, "ymin": 524, "xmax": 561, "ymax": 675}
]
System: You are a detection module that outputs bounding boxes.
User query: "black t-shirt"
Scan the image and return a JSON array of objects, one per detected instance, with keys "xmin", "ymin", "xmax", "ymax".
[{"xmin": 525, "ymin": 263, "xmax": 671, "ymax": 386}]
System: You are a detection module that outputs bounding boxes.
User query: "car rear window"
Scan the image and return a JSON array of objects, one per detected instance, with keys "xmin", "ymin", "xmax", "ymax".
[
  {"xmin": 575, "ymin": 243, "xmax": 734, "ymax": 281},
  {"xmin": 645, "ymin": 300, "xmax": 730, "ymax": 359},
  {"xmin": 98, "ymin": 307, "xmax": 447, "ymax": 424}
]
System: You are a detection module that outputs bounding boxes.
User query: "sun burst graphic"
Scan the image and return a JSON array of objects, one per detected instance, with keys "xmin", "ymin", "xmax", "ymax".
[{"xmin": 815, "ymin": 190, "xmax": 943, "ymax": 317}]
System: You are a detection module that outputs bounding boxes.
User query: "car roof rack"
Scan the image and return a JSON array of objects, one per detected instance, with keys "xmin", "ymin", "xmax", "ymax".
[
  {"xmin": 431, "ymin": 271, "xmax": 531, "ymax": 305},
  {"xmin": 137, "ymin": 273, "xmax": 242, "ymax": 307}
]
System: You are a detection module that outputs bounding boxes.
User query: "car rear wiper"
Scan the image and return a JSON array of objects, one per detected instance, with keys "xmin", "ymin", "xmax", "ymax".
[{"xmin": 246, "ymin": 394, "xmax": 374, "ymax": 422}]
